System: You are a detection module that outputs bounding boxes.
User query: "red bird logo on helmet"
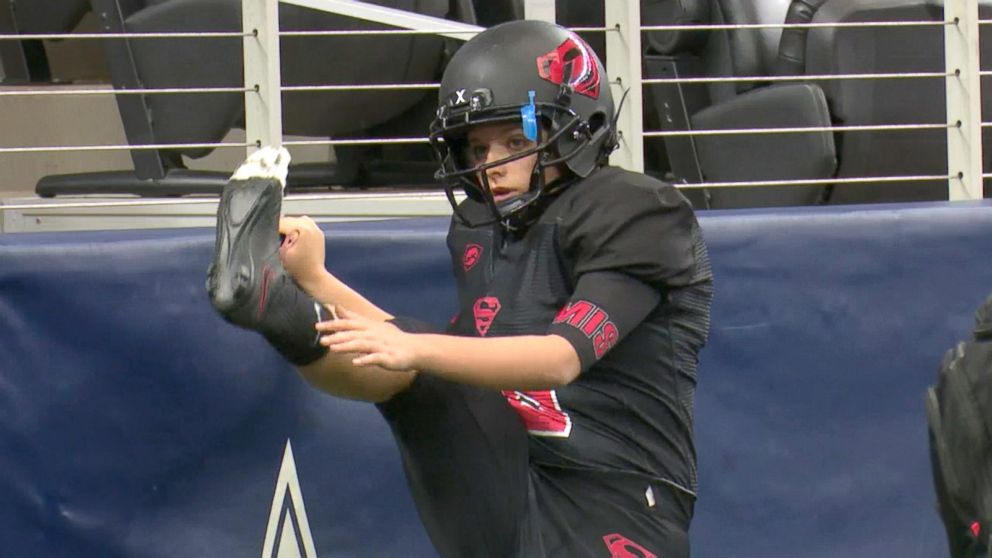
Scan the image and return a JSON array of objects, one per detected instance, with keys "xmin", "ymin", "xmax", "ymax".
[{"xmin": 536, "ymin": 35, "xmax": 601, "ymax": 99}]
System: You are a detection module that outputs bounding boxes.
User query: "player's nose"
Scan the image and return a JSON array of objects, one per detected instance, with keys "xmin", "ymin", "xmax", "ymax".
[{"xmin": 483, "ymin": 148, "xmax": 508, "ymax": 176}]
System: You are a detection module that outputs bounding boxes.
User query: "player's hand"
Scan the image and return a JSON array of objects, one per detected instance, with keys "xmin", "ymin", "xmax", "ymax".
[
  {"xmin": 317, "ymin": 307, "xmax": 419, "ymax": 371},
  {"xmin": 278, "ymin": 216, "xmax": 326, "ymax": 289}
]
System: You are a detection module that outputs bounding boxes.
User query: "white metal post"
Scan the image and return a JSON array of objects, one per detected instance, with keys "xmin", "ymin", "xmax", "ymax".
[
  {"xmin": 243, "ymin": 0, "xmax": 283, "ymax": 156},
  {"xmin": 524, "ymin": 0, "xmax": 556, "ymax": 22},
  {"xmin": 281, "ymin": 0, "xmax": 482, "ymax": 40},
  {"xmin": 945, "ymin": 0, "xmax": 983, "ymax": 200},
  {"xmin": 605, "ymin": 0, "xmax": 644, "ymax": 172}
]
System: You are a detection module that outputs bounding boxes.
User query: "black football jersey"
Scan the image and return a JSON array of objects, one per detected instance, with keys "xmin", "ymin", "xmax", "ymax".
[{"xmin": 446, "ymin": 166, "xmax": 713, "ymax": 493}]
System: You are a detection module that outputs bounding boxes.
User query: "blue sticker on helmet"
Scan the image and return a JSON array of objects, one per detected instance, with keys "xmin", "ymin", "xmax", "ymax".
[{"xmin": 521, "ymin": 90, "xmax": 538, "ymax": 141}]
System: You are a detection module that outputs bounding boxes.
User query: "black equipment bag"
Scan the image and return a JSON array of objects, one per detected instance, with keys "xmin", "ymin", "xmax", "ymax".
[{"xmin": 928, "ymin": 295, "xmax": 992, "ymax": 558}]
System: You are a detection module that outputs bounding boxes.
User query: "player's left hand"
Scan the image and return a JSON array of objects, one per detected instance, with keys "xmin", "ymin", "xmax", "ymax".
[{"xmin": 317, "ymin": 307, "xmax": 419, "ymax": 371}]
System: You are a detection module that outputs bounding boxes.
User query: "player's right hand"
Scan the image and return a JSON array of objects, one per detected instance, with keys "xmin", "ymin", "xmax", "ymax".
[
  {"xmin": 278, "ymin": 216, "xmax": 326, "ymax": 289},
  {"xmin": 318, "ymin": 307, "xmax": 420, "ymax": 372}
]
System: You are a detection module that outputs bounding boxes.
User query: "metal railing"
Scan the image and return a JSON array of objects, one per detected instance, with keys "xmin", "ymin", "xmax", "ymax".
[{"xmin": 0, "ymin": 0, "xmax": 985, "ymax": 221}]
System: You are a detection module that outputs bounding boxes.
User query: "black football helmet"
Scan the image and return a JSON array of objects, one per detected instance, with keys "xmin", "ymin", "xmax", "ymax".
[{"xmin": 430, "ymin": 20, "xmax": 617, "ymax": 228}]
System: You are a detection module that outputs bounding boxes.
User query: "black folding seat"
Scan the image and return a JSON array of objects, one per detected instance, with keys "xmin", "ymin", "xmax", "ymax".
[
  {"xmin": 644, "ymin": 0, "xmax": 992, "ymax": 208},
  {"xmin": 36, "ymin": 0, "xmax": 477, "ymax": 196},
  {"xmin": 0, "ymin": 0, "xmax": 90, "ymax": 82},
  {"xmin": 801, "ymin": 0, "xmax": 992, "ymax": 203},
  {"xmin": 642, "ymin": 0, "xmax": 838, "ymax": 209}
]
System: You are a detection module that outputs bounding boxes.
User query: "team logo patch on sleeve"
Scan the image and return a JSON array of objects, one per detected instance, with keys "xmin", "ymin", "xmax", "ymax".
[
  {"xmin": 462, "ymin": 243, "xmax": 483, "ymax": 271},
  {"xmin": 554, "ymin": 300, "xmax": 619, "ymax": 358}
]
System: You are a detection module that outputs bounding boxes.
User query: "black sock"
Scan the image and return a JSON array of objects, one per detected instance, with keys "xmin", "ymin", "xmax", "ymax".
[{"xmin": 254, "ymin": 274, "xmax": 330, "ymax": 366}]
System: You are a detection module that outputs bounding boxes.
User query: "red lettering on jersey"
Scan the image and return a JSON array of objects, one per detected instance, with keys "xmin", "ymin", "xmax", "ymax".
[
  {"xmin": 602, "ymin": 533, "xmax": 657, "ymax": 558},
  {"xmin": 501, "ymin": 389, "xmax": 572, "ymax": 437},
  {"xmin": 462, "ymin": 243, "xmax": 483, "ymax": 272},
  {"xmin": 593, "ymin": 322, "xmax": 619, "ymax": 358},
  {"xmin": 554, "ymin": 300, "xmax": 594, "ymax": 327},
  {"xmin": 473, "ymin": 296, "xmax": 501, "ymax": 336},
  {"xmin": 555, "ymin": 300, "xmax": 620, "ymax": 358},
  {"xmin": 581, "ymin": 308, "xmax": 608, "ymax": 336}
]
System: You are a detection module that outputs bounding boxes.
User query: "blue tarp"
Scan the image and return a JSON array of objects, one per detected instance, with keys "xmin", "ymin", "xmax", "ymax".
[{"xmin": 2, "ymin": 201, "xmax": 991, "ymax": 557}]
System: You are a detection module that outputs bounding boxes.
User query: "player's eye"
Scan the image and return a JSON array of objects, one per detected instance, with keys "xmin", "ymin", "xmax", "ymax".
[
  {"xmin": 467, "ymin": 145, "xmax": 488, "ymax": 164},
  {"xmin": 507, "ymin": 136, "xmax": 533, "ymax": 152}
]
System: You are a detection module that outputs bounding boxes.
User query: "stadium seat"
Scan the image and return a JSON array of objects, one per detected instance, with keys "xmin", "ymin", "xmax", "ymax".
[
  {"xmin": 36, "ymin": 0, "xmax": 477, "ymax": 197},
  {"xmin": 643, "ymin": 0, "xmax": 837, "ymax": 208},
  {"xmin": 29, "ymin": 0, "xmax": 992, "ymax": 204},
  {"xmin": 642, "ymin": 0, "xmax": 992, "ymax": 208},
  {"xmin": 0, "ymin": 0, "xmax": 90, "ymax": 82},
  {"xmin": 802, "ymin": 0, "xmax": 992, "ymax": 204}
]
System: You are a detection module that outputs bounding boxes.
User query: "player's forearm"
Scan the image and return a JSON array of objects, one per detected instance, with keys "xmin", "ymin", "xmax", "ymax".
[
  {"xmin": 413, "ymin": 334, "xmax": 580, "ymax": 390},
  {"xmin": 297, "ymin": 270, "xmax": 393, "ymax": 321}
]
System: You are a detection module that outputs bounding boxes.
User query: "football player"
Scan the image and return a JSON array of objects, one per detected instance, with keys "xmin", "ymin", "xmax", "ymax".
[{"xmin": 209, "ymin": 20, "xmax": 713, "ymax": 557}]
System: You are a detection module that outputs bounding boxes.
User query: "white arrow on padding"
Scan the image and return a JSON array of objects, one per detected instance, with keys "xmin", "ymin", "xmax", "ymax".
[{"xmin": 261, "ymin": 440, "xmax": 319, "ymax": 558}]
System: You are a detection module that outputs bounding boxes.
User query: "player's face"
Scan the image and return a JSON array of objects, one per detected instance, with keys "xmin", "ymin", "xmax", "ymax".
[{"xmin": 465, "ymin": 122, "xmax": 560, "ymax": 204}]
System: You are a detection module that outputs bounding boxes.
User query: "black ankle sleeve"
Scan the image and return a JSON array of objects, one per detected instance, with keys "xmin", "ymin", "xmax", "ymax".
[{"xmin": 258, "ymin": 275, "xmax": 330, "ymax": 366}]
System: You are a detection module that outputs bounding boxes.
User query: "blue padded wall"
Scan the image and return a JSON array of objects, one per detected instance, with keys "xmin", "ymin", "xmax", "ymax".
[{"xmin": 1, "ymin": 202, "xmax": 991, "ymax": 557}]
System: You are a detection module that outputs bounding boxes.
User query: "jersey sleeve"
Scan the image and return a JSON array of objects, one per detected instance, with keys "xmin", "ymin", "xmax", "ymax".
[
  {"xmin": 560, "ymin": 177, "xmax": 699, "ymax": 289},
  {"xmin": 547, "ymin": 270, "xmax": 661, "ymax": 371},
  {"xmin": 551, "ymin": 176, "xmax": 702, "ymax": 369}
]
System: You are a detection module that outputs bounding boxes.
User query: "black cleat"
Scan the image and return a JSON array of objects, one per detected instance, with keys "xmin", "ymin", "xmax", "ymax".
[
  {"xmin": 207, "ymin": 147, "xmax": 328, "ymax": 365},
  {"xmin": 207, "ymin": 147, "xmax": 287, "ymax": 324}
]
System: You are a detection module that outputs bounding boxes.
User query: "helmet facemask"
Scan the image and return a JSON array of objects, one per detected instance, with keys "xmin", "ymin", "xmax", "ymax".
[
  {"xmin": 431, "ymin": 96, "xmax": 590, "ymax": 229},
  {"xmin": 430, "ymin": 20, "xmax": 615, "ymax": 230}
]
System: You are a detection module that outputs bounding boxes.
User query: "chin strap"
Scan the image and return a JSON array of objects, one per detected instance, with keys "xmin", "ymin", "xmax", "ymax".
[
  {"xmin": 604, "ymin": 85, "xmax": 631, "ymax": 156},
  {"xmin": 499, "ymin": 174, "xmax": 577, "ymax": 235}
]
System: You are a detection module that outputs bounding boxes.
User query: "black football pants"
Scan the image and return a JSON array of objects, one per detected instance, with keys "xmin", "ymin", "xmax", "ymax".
[{"xmin": 378, "ymin": 374, "xmax": 692, "ymax": 558}]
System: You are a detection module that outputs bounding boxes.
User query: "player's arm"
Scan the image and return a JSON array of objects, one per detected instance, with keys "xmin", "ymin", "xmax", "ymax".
[
  {"xmin": 278, "ymin": 216, "xmax": 415, "ymax": 402},
  {"xmin": 279, "ymin": 216, "xmax": 393, "ymax": 321},
  {"xmin": 319, "ymin": 269, "xmax": 660, "ymax": 391},
  {"xmin": 405, "ymin": 328, "xmax": 584, "ymax": 390},
  {"xmin": 315, "ymin": 180, "xmax": 701, "ymax": 393},
  {"xmin": 415, "ymin": 333, "xmax": 582, "ymax": 390},
  {"xmin": 318, "ymin": 309, "xmax": 579, "ymax": 390},
  {"xmin": 297, "ymin": 269, "xmax": 393, "ymax": 321}
]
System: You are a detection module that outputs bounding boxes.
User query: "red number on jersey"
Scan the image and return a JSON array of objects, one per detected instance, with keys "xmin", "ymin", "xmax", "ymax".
[{"xmin": 501, "ymin": 389, "xmax": 572, "ymax": 437}]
